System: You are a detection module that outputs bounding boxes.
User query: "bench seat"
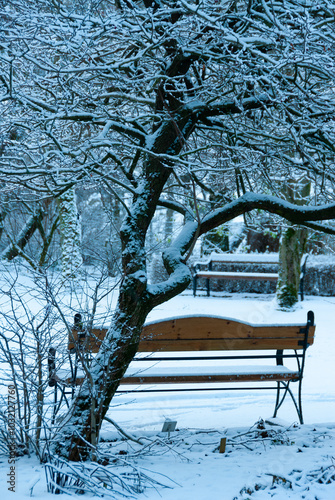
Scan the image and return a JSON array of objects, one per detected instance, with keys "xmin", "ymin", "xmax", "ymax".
[
  {"xmin": 122, "ymin": 364, "xmax": 299, "ymax": 384},
  {"xmin": 55, "ymin": 364, "xmax": 300, "ymax": 386}
]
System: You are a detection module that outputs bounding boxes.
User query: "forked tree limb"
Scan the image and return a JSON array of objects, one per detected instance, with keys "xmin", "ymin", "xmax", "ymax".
[{"xmin": 1, "ymin": 207, "xmax": 44, "ymax": 261}]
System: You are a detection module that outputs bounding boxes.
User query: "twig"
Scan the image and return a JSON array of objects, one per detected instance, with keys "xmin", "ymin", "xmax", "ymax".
[{"xmin": 103, "ymin": 416, "xmax": 148, "ymax": 445}]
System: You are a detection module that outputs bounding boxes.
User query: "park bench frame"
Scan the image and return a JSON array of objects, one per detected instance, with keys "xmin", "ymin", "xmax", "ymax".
[
  {"xmin": 48, "ymin": 311, "xmax": 315, "ymax": 425},
  {"xmin": 192, "ymin": 253, "xmax": 308, "ymax": 299}
]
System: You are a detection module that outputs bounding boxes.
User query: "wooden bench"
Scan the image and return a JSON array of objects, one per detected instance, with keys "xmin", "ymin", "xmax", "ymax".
[
  {"xmin": 192, "ymin": 253, "xmax": 308, "ymax": 299},
  {"xmin": 48, "ymin": 311, "xmax": 315, "ymax": 425}
]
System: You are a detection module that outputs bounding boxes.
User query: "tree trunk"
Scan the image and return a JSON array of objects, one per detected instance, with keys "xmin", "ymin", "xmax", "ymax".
[
  {"xmin": 276, "ymin": 225, "xmax": 307, "ymax": 309},
  {"xmin": 53, "ymin": 113, "xmax": 196, "ymax": 461},
  {"xmin": 54, "ymin": 301, "xmax": 150, "ymax": 461},
  {"xmin": 57, "ymin": 188, "xmax": 83, "ymax": 279},
  {"xmin": 276, "ymin": 177, "xmax": 310, "ymax": 309}
]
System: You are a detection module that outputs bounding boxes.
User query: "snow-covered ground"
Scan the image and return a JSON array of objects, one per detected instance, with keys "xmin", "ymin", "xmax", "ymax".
[{"xmin": 1, "ymin": 284, "xmax": 335, "ymax": 499}]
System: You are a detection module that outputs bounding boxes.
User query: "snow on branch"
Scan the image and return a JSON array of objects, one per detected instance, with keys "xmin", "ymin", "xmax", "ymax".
[
  {"xmin": 200, "ymin": 193, "xmax": 335, "ymax": 235},
  {"xmin": 148, "ymin": 193, "xmax": 335, "ymax": 304}
]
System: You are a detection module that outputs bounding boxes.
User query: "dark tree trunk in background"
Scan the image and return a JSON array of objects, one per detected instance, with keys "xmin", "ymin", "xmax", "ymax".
[
  {"xmin": 277, "ymin": 225, "xmax": 308, "ymax": 309},
  {"xmin": 276, "ymin": 178, "xmax": 311, "ymax": 309}
]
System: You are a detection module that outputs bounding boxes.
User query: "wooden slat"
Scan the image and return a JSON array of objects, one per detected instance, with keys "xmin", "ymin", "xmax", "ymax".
[
  {"xmin": 121, "ymin": 372, "xmax": 300, "ymax": 384},
  {"xmin": 69, "ymin": 334, "xmax": 314, "ymax": 353},
  {"xmin": 193, "ymin": 253, "xmax": 279, "ymax": 266},
  {"xmin": 210, "ymin": 258, "xmax": 279, "ymax": 264},
  {"xmin": 66, "ymin": 371, "xmax": 300, "ymax": 386},
  {"xmin": 136, "ymin": 338, "xmax": 311, "ymax": 352},
  {"xmin": 141, "ymin": 317, "xmax": 311, "ymax": 340},
  {"xmin": 195, "ymin": 271, "xmax": 278, "ymax": 281}
]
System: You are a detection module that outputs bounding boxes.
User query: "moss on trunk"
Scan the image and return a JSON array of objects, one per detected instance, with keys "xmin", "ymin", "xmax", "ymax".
[
  {"xmin": 276, "ymin": 225, "xmax": 307, "ymax": 309},
  {"xmin": 276, "ymin": 177, "xmax": 310, "ymax": 309}
]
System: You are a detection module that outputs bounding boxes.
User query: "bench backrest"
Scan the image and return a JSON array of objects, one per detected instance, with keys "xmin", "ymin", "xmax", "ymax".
[
  {"xmin": 68, "ymin": 312, "xmax": 315, "ymax": 353},
  {"xmin": 208, "ymin": 253, "xmax": 279, "ymax": 264},
  {"xmin": 193, "ymin": 252, "xmax": 308, "ymax": 266}
]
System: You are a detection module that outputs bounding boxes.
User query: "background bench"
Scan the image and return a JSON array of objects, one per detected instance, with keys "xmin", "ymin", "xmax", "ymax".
[
  {"xmin": 49, "ymin": 311, "xmax": 315, "ymax": 425},
  {"xmin": 192, "ymin": 253, "xmax": 308, "ymax": 299}
]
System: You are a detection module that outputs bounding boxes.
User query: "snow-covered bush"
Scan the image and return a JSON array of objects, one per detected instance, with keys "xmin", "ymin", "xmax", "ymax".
[
  {"xmin": 0, "ymin": 263, "xmax": 118, "ymax": 461},
  {"xmin": 0, "ymin": 288, "xmax": 61, "ymax": 459}
]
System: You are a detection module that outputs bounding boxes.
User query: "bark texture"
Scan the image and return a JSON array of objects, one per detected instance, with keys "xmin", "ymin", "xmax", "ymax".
[
  {"xmin": 54, "ymin": 111, "xmax": 196, "ymax": 460},
  {"xmin": 57, "ymin": 188, "xmax": 83, "ymax": 279},
  {"xmin": 276, "ymin": 178, "xmax": 310, "ymax": 309},
  {"xmin": 277, "ymin": 226, "xmax": 307, "ymax": 309}
]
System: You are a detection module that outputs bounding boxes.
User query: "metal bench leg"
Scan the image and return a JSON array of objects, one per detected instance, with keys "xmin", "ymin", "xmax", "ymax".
[
  {"xmin": 273, "ymin": 381, "xmax": 281, "ymax": 419},
  {"xmin": 297, "ymin": 377, "xmax": 304, "ymax": 425},
  {"xmin": 287, "ymin": 382, "xmax": 303, "ymax": 424},
  {"xmin": 273, "ymin": 381, "xmax": 303, "ymax": 424}
]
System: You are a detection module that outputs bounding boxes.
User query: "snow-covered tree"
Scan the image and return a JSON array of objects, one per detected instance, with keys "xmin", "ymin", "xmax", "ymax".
[
  {"xmin": 2, "ymin": 0, "xmax": 335, "ymax": 459},
  {"xmin": 57, "ymin": 187, "xmax": 83, "ymax": 278}
]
